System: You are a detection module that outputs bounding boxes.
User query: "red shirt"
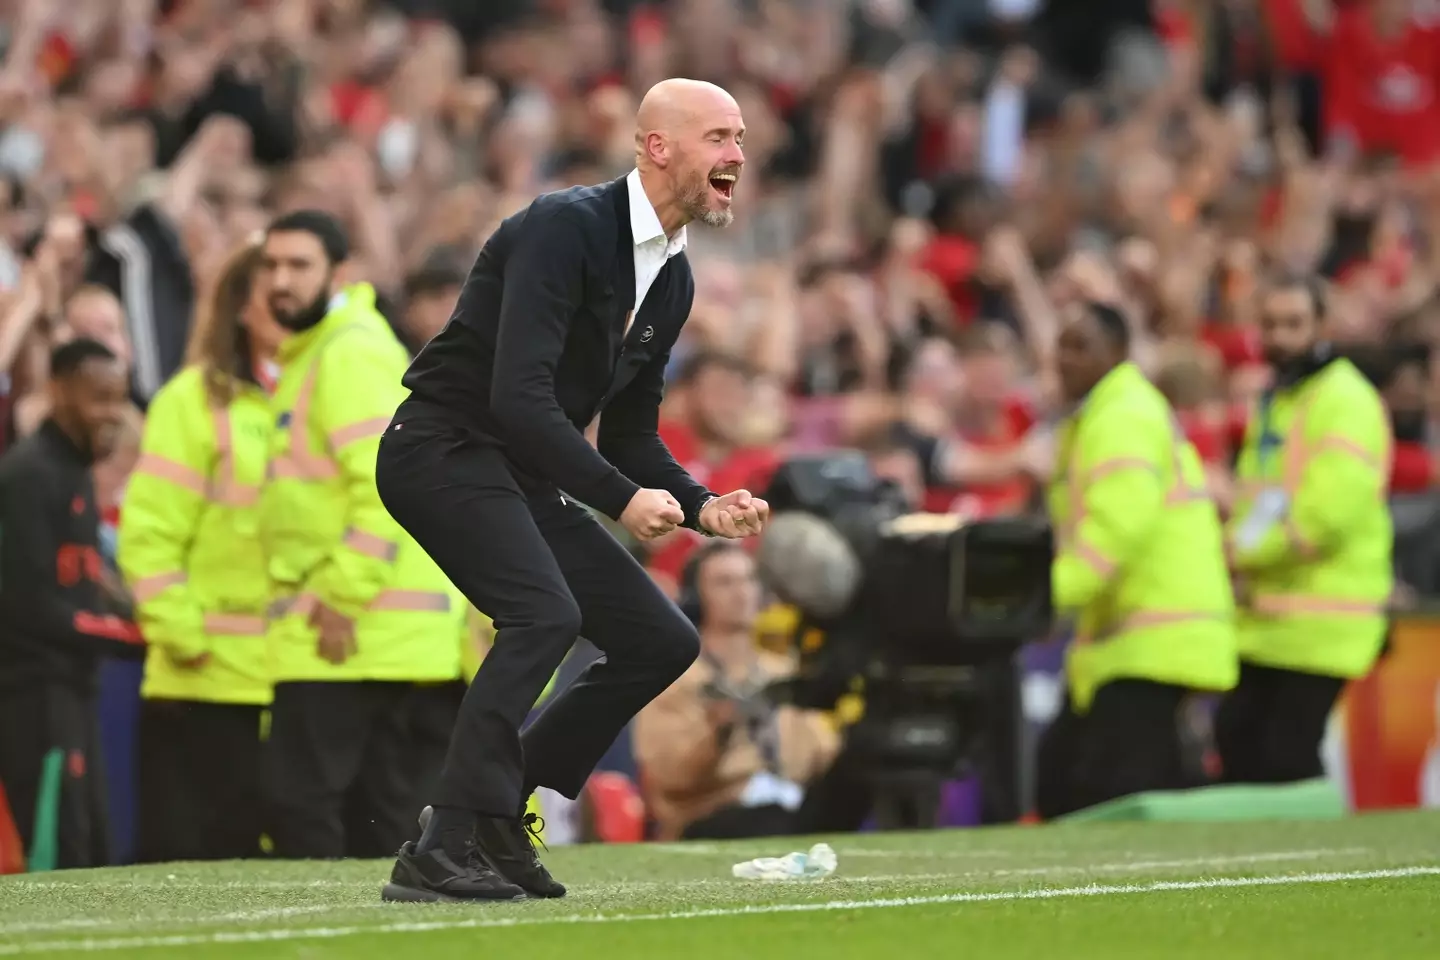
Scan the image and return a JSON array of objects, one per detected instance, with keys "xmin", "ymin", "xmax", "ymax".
[
  {"xmin": 1325, "ymin": 7, "xmax": 1440, "ymax": 164},
  {"xmin": 918, "ymin": 235, "xmax": 980, "ymax": 324},
  {"xmin": 1391, "ymin": 440, "xmax": 1433, "ymax": 492},
  {"xmin": 1177, "ymin": 409, "xmax": 1231, "ymax": 466},
  {"xmin": 648, "ymin": 420, "xmax": 781, "ymax": 580},
  {"xmin": 1265, "ymin": 0, "xmax": 1326, "ymax": 71},
  {"xmin": 922, "ymin": 396, "xmax": 1035, "ymax": 518},
  {"xmin": 1202, "ymin": 322, "xmax": 1264, "ymax": 371}
]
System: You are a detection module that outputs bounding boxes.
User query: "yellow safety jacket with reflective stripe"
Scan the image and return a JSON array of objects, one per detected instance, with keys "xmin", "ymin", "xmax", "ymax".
[
  {"xmin": 1227, "ymin": 357, "xmax": 1393, "ymax": 679},
  {"xmin": 262, "ymin": 283, "xmax": 463, "ymax": 683},
  {"xmin": 117, "ymin": 366, "xmax": 273, "ymax": 705},
  {"xmin": 1049, "ymin": 362, "xmax": 1238, "ymax": 713}
]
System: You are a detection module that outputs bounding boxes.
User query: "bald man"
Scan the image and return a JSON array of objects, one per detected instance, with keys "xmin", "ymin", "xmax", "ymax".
[{"xmin": 375, "ymin": 79, "xmax": 769, "ymax": 902}]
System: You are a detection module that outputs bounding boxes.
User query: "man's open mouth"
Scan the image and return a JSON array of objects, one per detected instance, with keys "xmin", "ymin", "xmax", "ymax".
[{"xmin": 709, "ymin": 172, "xmax": 737, "ymax": 200}]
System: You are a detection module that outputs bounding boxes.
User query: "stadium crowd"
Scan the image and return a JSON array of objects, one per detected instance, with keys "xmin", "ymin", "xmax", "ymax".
[{"xmin": 0, "ymin": 0, "xmax": 1438, "ymax": 867}]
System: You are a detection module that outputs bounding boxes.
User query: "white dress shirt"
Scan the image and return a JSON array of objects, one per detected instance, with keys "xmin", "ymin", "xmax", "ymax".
[{"xmin": 626, "ymin": 168, "xmax": 687, "ymax": 334}]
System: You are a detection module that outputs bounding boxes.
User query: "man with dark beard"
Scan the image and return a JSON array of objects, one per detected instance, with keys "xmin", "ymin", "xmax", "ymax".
[
  {"xmin": 1216, "ymin": 276, "xmax": 1393, "ymax": 787},
  {"xmin": 374, "ymin": 79, "xmax": 767, "ymax": 903},
  {"xmin": 255, "ymin": 211, "xmax": 465, "ymax": 860}
]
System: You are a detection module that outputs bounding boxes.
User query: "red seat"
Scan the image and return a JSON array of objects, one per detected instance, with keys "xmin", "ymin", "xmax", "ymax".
[
  {"xmin": 584, "ymin": 772, "xmax": 646, "ymax": 844},
  {"xmin": 0, "ymin": 782, "xmax": 25, "ymax": 874}
]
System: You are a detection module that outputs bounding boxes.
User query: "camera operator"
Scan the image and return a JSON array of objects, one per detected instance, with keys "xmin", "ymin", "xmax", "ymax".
[{"xmin": 633, "ymin": 542, "xmax": 843, "ymax": 840}]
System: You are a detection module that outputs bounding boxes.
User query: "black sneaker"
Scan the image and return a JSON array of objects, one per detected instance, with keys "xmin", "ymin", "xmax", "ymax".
[
  {"xmin": 381, "ymin": 840, "xmax": 527, "ymax": 903},
  {"xmin": 474, "ymin": 813, "xmax": 567, "ymax": 898}
]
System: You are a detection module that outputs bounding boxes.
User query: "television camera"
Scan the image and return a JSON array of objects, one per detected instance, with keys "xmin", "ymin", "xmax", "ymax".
[{"xmin": 757, "ymin": 451, "xmax": 1054, "ymax": 827}]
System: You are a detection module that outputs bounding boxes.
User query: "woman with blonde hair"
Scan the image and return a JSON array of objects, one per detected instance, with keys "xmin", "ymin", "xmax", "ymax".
[{"xmin": 117, "ymin": 241, "xmax": 285, "ymax": 863}]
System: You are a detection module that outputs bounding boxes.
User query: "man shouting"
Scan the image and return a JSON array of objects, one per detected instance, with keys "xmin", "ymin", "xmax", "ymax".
[{"xmin": 375, "ymin": 78, "xmax": 766, "ymax": 903}]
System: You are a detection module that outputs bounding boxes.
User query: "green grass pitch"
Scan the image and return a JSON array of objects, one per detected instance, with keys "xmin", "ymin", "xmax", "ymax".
[{"xmin": 2, "ymin": 810, "xmax": 1438, "ymax": 959}]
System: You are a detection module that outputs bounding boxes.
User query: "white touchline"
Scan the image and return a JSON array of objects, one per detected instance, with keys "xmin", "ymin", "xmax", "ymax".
[
  {"xmin": 0, "ymin": 847, "xmax": 1384, "ymax": 936},
  {"xmin": 1, "ymin": 866, "xmax": 1436, "ymax": 955}
]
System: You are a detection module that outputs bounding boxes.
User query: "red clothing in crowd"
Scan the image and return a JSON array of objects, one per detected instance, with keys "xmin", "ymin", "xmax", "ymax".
[
  {"xmin": 918, "ymin": 235, "xmax": 981, "ymax": 324},
  {"xmin": 1178, "ymin": 410, "xmax": 1229, "ymax": 466},
  {"xmin": 1391, "ymin": 440, "xmax": 1434, "ymax": 492},
  {"xmin": 923, "ymin": 396, "xmax": 1035, "ymax": 518},
  {"xmin": 1201, "ymin": 322, "xmax": 1264, "ymax": 372},
  {"xmin": 1265, "ymin": 0, "xmax": 1328, "ymax": 72},
  {"xmin": 1325, "ymin": 4, "xmax": 1440, "ymax": 164},
  {"xmin": 647, "ymin": 419, "xmax": 781, "ymax": 582}
]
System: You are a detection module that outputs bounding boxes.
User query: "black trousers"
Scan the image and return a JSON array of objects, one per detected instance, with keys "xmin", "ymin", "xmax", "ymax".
[
  {"xmin": 135, "ymin": 699, "xmax": 263, "ymax": 863},
  {"xmin": 0, "ymin": 684, "xmax": 110, "ymax": 869},
  {"xmin": 264, "ymin": 680, "xmax": 417, "ymax": 859},
  {"xmin": 1034, "ymin": 679, "xmax": 1192, "ymax": 820},
  {"xmin": 399, "ymin": 680, "xmax": 468, "ymax": 814},
  {"xmin": 1215, "ymin": 662, "xmax": 1346, "ymax": 785},
  {"xmin": 375, "ymin": 404, "xmax": 700, "ymax": 818}
]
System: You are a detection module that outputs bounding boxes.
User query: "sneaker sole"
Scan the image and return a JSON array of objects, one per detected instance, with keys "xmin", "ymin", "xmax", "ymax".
[{"xmin": 381, "ymin": 882, "xmax": 527, "ymax": 904}]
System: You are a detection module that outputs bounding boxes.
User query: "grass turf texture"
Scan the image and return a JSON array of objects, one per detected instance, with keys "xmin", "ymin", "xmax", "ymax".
[{"xmin": 2, "ymin": 810, "xmax": 1437, "ymax": 959}]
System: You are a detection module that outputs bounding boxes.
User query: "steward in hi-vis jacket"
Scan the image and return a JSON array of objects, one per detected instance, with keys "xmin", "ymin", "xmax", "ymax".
[
  {"xmin": 119, "ymin": 243, "xmax": 279, "ymax": 863},
  {"xmin": 1035, "ymin": 301, "xmax": 1237, "ymax": 820},
  {"xmin": 1216, "ymin": 276, "xmax": 1392, "ymax": 786},
  {"xmin": 257, "ymin": 212, "xmax": 462, "ymax": 860}
]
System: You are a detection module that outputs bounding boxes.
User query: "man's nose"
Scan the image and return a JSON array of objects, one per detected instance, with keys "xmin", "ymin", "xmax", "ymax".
[{"xmin": 722, "ymin": 143, "xmax": 745, "ymax": 167}]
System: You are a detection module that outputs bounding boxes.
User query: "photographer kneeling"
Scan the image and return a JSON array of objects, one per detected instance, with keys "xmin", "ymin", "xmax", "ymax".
[{"xmin": 634, "ymin": 543, "xmax": 841, "ymax": 840}]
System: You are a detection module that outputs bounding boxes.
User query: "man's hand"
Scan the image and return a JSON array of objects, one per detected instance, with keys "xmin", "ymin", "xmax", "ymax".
[
  {"xmin": 621, "ymin": 488, "xmax": 685, "ymax": 541},
  {"xmin": 165, "ymin": 647, "xmax": 210, "ymax": 670},
  {"xmin": 700, "ymin": 490, "xmax": 770, "ymax": 539},
  {"xmin": 311, "ymin": 603, "xmax": 357, "ymax": 665}
]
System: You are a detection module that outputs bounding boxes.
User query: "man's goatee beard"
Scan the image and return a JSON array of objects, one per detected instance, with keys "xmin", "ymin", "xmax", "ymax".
[
  {"xmin": 276, "ymin": 292, "xmax": 331, "ymax": 332},
  {"xmin": 698, "ymin": 208, "xmax": 734, "ymax": 228}
]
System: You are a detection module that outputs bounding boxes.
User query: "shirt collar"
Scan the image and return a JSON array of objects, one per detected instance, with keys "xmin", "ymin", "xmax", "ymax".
[{"xmin": 626, "ymin": 168, "xmax": 686, "ymax": 256}]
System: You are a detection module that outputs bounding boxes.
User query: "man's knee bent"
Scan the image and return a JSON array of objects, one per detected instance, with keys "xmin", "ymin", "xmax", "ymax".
[{"xmin": 536, "ymin": 597, "xmax": 583, "ymax": 642}]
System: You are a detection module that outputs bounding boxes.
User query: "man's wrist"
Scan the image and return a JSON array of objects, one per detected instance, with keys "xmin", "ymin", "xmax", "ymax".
[{"xmin": 692, "ymin": 494, "xmax": 719, "ymax": 535}]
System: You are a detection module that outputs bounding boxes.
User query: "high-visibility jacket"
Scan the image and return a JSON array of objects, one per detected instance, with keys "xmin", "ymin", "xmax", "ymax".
[
  {"xmin": 1049, "ymin": 362, "xmax": 1238, "ymax": 713},
  {"xmin": 1227, "ymin": 357, "xmax": 1392, "ymax": 679},
  {"xmin": 262, "ymin": 284, "xmax": 463, "ymax": 683},
  {"xmin": 117, "ymin": 366, "xmax": 273, "ymax": 705}
]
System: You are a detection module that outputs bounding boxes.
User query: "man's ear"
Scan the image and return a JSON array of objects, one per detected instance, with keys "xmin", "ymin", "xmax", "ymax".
[
  {"xmin": 646, "ymin": 131, "xmax": 670, "ymax": 169},
  {"xmin": 329, "ymin": 259, "xmax": 358, "ymax": 294}
]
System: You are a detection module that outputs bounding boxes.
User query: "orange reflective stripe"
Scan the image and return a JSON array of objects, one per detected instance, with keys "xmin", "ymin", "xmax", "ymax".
[
  {"xmin": 1310, "ymin": 433, "xmax": 1385, "ymax": 470},
  {"xmin": 1072, "ymin": 539, "xmax": 1117, "ymax": 578},
  {"xmin": 134, "ymin": 454, "xmax": 207, "ymax": 495},
  {"xmin": 1077, "ymin": 610, "xmax": 1229, "ymax": 645},
  {"xmin": 369, "ymin": 590, "xmax": 452, "ymax": 612},
  {"xmin": 1083, "ymin": 456, "xmax": 1158, "ymax": 484},
  {"xmin": 1165, "ymin": 416, "xmax": 1210, "ymax": 507},
  {"xmin": 1250, "ymin": 594, "xmax": 1382, "ymax": 617},
  {"xmin": 206, "ymin": 406, "xmax": 264, "ymax": 507},
  {"xmin": 268, "ymin": 588, "xmax": 452, "ymax": 619},
  {"xmin": 329, "ymin": 417, "xmax": 391, "ymax": 450},
  {"xmin": 344, "ymin": 527, "xmax": 399, "ymax": 562},
  {"xmin": 132, "ymin": 571, "xmax": 187, "ymax": 602},
  {"xmin": 203, "ymin": 613, "xmax": 267, "ymax": 636},
  {"xmin": 269, "ymin": 324, "xmax": 365, "ymax": 483}
]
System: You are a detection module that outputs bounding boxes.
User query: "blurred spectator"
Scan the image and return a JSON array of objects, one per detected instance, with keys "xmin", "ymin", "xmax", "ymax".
[
  {"xmin": 633, "ymin": 542, "xmax": 840, "ymax": 841},
  {"xmin": 651, "ymin": 351, "xmax": 782, "ymax": 591},
  {"xmin": 118, "ymin": 243, "xmax": 278, "ymax": 864},
  {"xmin": 1374, "ymin": 340, "xmax": 1433, "ymax": 493},
  {"xmin": 0, "ymin": 338, "xmax": 142, "ymax": 870},
  {"xmin": 397, "ymin": 248, "xmax": 468, "ymax": 354}
]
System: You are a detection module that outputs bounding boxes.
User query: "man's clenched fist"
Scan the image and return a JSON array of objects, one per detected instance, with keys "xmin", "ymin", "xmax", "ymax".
[
  {"xmin": 700, "ymin": 489, "xmax": 769, "ymax": 539},
  {"xmin": 621, "ymin": 488, "xmax": 685, "ymax": 541}
]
